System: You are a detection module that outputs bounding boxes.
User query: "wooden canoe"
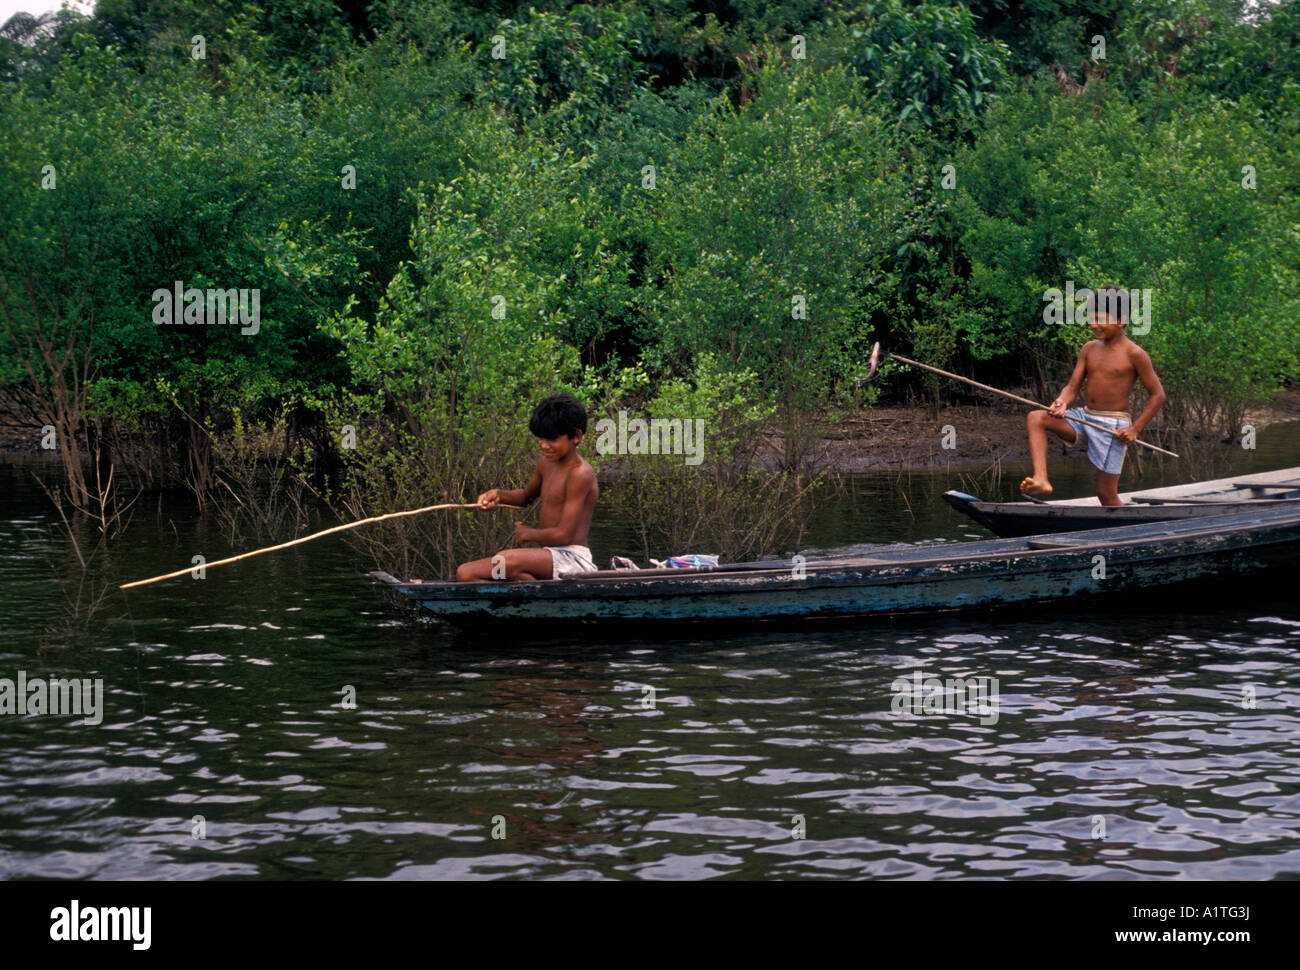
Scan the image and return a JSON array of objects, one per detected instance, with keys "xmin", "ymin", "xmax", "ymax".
[
  {"xmin": 944, "ymin": 466, "xmax": 1300, "ymax": 538},
  {"xmin": 369, "ymin": 502, "xmax": 1300, "ymax": 629}
]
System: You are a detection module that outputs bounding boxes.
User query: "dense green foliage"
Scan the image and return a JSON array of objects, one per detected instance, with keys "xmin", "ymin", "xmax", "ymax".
[{"xmin": 2, "ymin": 0, "xmax": 1297, "ymax": 566}]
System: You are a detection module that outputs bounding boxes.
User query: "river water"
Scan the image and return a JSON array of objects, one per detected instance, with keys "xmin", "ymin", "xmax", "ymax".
[{"xmin": 3, "ymin": 425, "xmax": 1299, "ymax": 880}]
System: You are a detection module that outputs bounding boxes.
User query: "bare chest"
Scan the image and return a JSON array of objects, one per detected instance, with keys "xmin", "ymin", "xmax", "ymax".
[
  {"xmin": 540, "ymin": 474, "xmax": 568, "ymax": 507},
  {"xmin": 1085, "ymin": 347, "xmax": 1136, "ymax": 384}
]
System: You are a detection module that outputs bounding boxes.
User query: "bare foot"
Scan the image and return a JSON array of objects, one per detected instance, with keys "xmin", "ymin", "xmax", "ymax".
[{"xmin": 1019, "ymin": 476, "xmax": 1053, "ymax": 497}]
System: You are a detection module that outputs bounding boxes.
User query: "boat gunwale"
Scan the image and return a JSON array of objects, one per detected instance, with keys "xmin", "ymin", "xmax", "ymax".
[{"xmin": 1028, "ymin": 465, "xmax": 1300, "ymax": 507}]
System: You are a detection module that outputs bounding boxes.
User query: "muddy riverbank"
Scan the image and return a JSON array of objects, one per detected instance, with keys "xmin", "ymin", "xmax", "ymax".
[{"xmin": 4, "ymin": 390, "xmax": 1298, "ymax": 475}]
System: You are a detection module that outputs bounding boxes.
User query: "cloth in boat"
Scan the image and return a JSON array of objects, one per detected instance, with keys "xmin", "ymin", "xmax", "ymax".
[
  {"xmin": 649, "ymin": 554, "xmax": 720, "ymax": 569},
  {"xmin": 1064, "ymin": 406, "xmax": 1131, "ymax": 475},
  {"xmin": 547, "ymin": 544, "xmax": 597, "ymax": 578}
]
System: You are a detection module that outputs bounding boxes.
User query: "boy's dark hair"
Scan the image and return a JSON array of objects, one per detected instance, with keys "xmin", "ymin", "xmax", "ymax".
[
  {"xmin": 1088, "ymin": 284, "xmax": 1130, "ymax": 323},
  {"xmin": 528, "ymin": 393, "xmax": 587, "ymax": 439}
]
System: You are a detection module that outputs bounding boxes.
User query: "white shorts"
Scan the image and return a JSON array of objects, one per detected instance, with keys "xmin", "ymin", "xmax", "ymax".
[{"xmin": 547, "ymin": 544, "xmax": 597, "ymax": 578}]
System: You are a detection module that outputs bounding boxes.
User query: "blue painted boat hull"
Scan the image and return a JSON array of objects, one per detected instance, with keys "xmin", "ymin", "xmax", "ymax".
[{"xmin": 369, "ymin": 505, "xmax": 1300, "ymax": 628}]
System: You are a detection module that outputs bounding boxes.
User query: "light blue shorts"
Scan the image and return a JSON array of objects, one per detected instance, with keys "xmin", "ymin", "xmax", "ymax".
[{"xmin": 1064, "ymin": 407, "xmax": 1130, "ymax": 475}]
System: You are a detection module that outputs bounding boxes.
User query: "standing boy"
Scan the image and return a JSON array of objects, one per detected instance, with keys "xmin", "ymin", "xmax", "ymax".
[
  {"xmin": 456, "ymin": 393, "xmax": 599, "ymax": 581},
  {"xmin": 1021, "ymin": 286, "xmax": 1167, "ymax": 506}
]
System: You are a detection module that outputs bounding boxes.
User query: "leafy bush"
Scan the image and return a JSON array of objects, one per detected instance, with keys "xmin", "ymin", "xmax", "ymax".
[
  {"xmin": 322, "ymin": 128, "xmax": 591, "ymax": 577},
  {"xmin": 831, "ymin": 0, "xmax": 1010, "ymax": 129},
  {"xmin": 635, "ymin": 60, "xmax": 913, "ymax": 467},
  {"xmin": 478, "ymin": 3, "xmax": 654, "ymax": 142},
  {"xmin": 599, "ymin": 354, "xmax": 819, "ymax": 563},
  {"xmin": 1068, "ymin": 101, "xmax": 1300, "ymax": 446},
  {"xmin": 950, "ymin": 80, "xmax": 1299, "ymax": 438}
]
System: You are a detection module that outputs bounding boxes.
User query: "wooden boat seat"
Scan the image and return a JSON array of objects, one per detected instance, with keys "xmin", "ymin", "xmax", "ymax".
[
  {"xmin": 1132, "ymin": 495, "xmax": 1300, "ymax": 504},
  {"xmin": 1233, "ymin": 480, "xmax": 1300, "ymax": 491},
  {"xmin": 1025, "ymin": 538, "xmax": 1086, "ymax": 549}
]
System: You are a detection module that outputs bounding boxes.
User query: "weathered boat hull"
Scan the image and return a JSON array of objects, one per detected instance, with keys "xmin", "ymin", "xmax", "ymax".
[
  {"xmin": 944, "ymin": 466, "xmax": 1300, "ymax": 538},
  {"xmin": 370, "ymin": 505, "xmax": 1300, "ymax": 628}
]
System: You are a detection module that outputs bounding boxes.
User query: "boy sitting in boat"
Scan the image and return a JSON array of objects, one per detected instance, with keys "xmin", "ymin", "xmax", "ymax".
[
  {"xmin": 1020, "ymin": 286, "xmax": 1167, "ymax": 506},
  {"xmin": 455, "ymin": 393, "xmax": 600, "ymax": 581}
]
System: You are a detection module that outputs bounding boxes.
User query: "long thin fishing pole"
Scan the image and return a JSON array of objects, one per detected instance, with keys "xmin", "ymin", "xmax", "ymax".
[{"xmin": 119, "ymin": 502, "xmax": 523, "ymax": 590}]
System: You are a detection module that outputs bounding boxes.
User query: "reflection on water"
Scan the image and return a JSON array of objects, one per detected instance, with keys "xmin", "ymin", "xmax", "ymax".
[{"xmin": 2, "ymin": 422, "xmax": 1299, "ymax": 880}]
